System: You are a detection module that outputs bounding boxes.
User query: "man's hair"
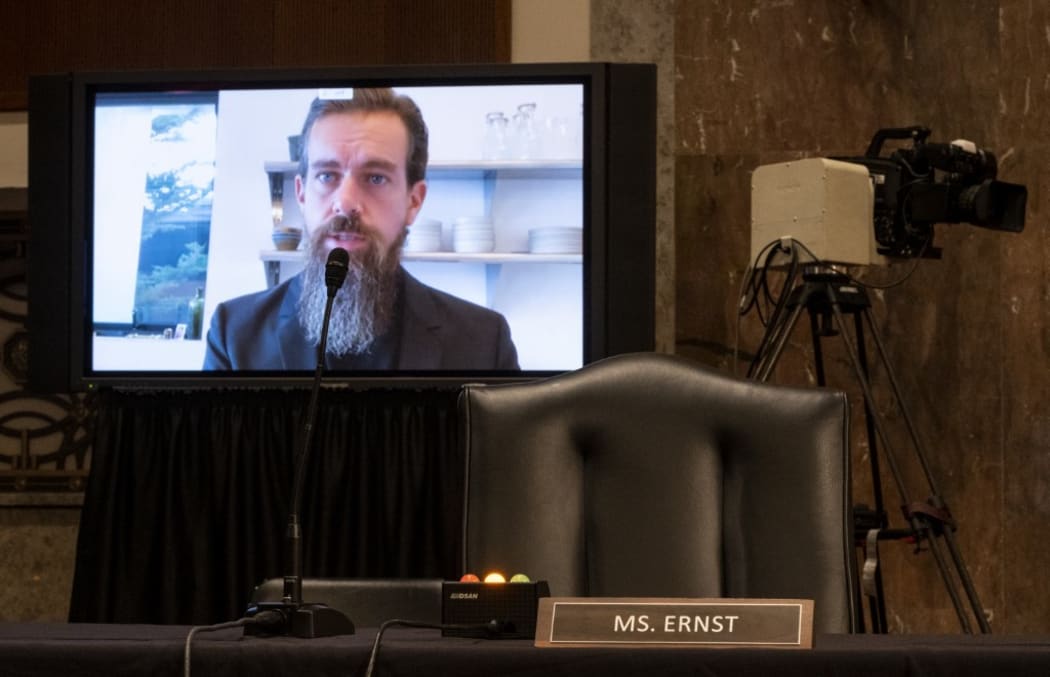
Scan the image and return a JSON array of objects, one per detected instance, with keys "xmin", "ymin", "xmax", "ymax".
[{"xmin": 296, "ymin": 88, "xmax": 428, "ymax": 185}]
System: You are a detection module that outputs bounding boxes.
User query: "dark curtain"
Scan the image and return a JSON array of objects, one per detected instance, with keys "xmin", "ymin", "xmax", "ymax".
[{"xmin": 68, "ymin": 386, "xmax": 464, "ymax": 625}]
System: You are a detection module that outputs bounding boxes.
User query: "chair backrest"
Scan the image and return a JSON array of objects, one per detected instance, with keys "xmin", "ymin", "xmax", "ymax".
[{"xmin": 460, "ymin": 352, "xmax": 857, "ymax": 634}]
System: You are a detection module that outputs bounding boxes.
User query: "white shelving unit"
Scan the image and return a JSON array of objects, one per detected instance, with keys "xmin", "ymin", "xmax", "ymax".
[{"xmin": 261, "ymin": 159, "xmax": 584, "ymax": 287}]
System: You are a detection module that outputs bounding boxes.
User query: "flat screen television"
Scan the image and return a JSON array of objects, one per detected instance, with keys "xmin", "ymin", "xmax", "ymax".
[{"xmin": 28, "ymin": 62, "xmax": 655, "ymax": 391}]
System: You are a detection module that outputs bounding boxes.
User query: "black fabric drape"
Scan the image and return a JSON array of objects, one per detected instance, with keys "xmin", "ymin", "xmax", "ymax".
[{"xmin": 68, "ymin": 387, "xmax": 464, "ymax": 625}]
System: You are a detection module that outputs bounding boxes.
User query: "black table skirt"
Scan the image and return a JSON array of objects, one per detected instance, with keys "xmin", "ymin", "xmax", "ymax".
[{"xmin": 3, "ymin": 623, "xmax": 1050, "ymax": 677}]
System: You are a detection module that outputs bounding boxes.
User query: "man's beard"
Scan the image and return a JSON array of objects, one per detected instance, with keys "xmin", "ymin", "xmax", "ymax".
[{"xmin": 297, "ymin": 215, "xmax": 405, "ymax": 357}]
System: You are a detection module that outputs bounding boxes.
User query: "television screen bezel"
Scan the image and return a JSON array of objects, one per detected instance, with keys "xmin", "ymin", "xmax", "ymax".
[{"xmin": 29, "ymin": 62, "xmax": 655, "ymax": 392}]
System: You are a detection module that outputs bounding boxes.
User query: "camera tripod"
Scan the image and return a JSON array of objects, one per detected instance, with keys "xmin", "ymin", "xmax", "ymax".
[{"xmin": 747, "ymin": 264, "xmax": 990, "ymax": 634}]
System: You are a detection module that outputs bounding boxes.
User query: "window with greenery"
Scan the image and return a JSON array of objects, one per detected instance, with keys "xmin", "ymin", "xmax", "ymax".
[{"xmin": 131, "ymin": 100, "xmax": 217, "ymax": 334}]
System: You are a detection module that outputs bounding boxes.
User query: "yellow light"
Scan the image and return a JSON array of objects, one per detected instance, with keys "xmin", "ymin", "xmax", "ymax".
[{"xmin": 483, "ymin": 572, "xmax": 506, "ymax": 583}]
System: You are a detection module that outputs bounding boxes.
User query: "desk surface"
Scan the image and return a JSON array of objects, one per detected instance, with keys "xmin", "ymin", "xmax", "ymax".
[{"xmin": 3, "ymin": 623, "xmax": 1050, "ymax": 677}]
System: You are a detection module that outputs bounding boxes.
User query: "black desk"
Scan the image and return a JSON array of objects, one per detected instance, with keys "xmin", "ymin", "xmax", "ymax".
[{"xmin": 3, "ymin": 623, "xmax": 1050, "ymax": 677}]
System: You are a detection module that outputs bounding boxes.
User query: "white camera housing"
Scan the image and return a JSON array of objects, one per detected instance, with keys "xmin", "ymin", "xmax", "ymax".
[{"xmin": 750, "ymin": 158, "xmax": 885, "ymax": 267}]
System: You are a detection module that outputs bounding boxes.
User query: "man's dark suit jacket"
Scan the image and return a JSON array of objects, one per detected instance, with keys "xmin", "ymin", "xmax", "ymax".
[{"xmin": 203, "ymin": 269, "xmax": 519, "ymax": 370}]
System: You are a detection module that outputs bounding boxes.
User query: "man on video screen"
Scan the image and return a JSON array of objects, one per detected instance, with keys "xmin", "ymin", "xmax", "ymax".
[{"xmin": 203, "ymin": 88, "xmax": 519, "ymax": 371}]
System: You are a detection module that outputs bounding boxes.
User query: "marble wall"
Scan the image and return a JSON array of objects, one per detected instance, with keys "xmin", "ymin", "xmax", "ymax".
[
  {"xmin": 591, "ymin": 0, "xmax": 678, "ymax": 353},
  {"xmin": 616, "ymin": 0, "xmax": 1050, "ymax": 632}
]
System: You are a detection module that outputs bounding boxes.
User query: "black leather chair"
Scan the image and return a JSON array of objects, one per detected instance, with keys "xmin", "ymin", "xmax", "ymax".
[
  {"xmin": 250, "ymin": 578, "xmax": 443, "ymax": 627},
  {"xmin": 459, "ymin": 352, "xmax": 858, "ymax": 634}
]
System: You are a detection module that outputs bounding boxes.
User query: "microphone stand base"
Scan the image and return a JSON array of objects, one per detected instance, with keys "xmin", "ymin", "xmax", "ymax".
[{"xmin": 244, "ymin": 601, "xmax": 356, "ymax": 638}]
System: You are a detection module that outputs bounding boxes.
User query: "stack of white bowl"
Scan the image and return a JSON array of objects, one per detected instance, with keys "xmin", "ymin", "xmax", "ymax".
[
  {"xmin": 528, "ymin": 226, "xmax": 582, "ymax": 254},
  {"xmin": 453, "ymin": 217, "xmax": 496, "ymax": 253},
  {"xmin": 404, "ymin": 219, "xmax": 443, "ymax": 252}
]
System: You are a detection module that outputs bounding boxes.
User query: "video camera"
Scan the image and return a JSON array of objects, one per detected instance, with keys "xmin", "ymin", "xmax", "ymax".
[
  {"xmin": 750, "ymin": 126, "xmax": 1027, "ymax": 265},
  {"xmin": 838, "ymin": 125, "xmax": 1027, "ymax": 258}
]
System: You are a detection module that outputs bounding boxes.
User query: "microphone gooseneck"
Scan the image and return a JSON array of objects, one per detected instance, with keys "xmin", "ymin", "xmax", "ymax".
[
  {"xmin": 247, "ymin": 247, "xmax": 355, "ymax": 638},
  {"xmin": 288, "ymin": 247, "xmax": 350, "ymax": 600}
]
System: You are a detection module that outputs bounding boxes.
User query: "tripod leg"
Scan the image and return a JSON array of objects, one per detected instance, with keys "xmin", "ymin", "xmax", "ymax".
[
  {"xmin": 851, "ymin": 312, "xmax": 890, "ymax": 633},
  {"xmin": 808, "ymin": 310, "xmax": 828, "ymax": 386},
  {"xmin": 822, "ymin": 285, "xmax": 980, "ymax": 633},
  {"xmin": 908, "ymin": 516, "xmax": 975, "ymax": 633},
  {"xmin": 940, "ymin": 524, "xmax": 992, "ymax": 632},
  {"xmin": 750, "ymin": 298, "xmax": 808, "ymax": 382},
  {"xmin": 809, "ymin": 306, "xmax": 888, "ymax": 633},
  {"xmin": 860, "ymin": 306, "xmax": 991, "ymax": 633},
  {"xmin": 852, "ymin": 312, "xmax": 888, "ymax": 523}
]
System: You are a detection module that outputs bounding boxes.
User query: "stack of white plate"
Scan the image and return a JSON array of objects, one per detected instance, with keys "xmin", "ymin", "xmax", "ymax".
[
  {"xmin": 453, "ymin": 217, "xmax": 495, "ymax": 253},
  {"xmin": 404, "ymin": 219, "xmax": 443, "ymax": 252},
  {"xmin": 529, "ymin": 227, "xmax": 582, "ymax": 254}
]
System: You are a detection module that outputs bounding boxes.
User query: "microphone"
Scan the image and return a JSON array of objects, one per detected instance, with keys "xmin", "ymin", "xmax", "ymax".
[
  {"xmin": 245, "ymin": 247, "xmax": 356, "ymax": 638},
  {"xmin": 325, "ymin": 246, "xmax": 350, "ymax": 296}
]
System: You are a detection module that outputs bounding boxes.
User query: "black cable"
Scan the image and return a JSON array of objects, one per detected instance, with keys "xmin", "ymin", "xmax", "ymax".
[
  {"xmin": 849, "ymin": 257, "xmax": 924, "ymax": 290},
  {"xmin": 737, "ymin": 238, "xmax": 794, "ymax": 375},
  {"xmin": 752, "ymin": 245, "xmax": 784, "ymax": 327},
  {"xmin": 184, "ymin": 611, "xmax": 284, "ymax": 677},
  {"xmin": 757, "ymin": 239, "xmax": 813, "ymax": 327},
  {"xmin": 782, "ymin": 238, "xmax": 822, "ymax": 265},
  {"xmin": 735, "ymin": 238, "xmax": 785, "ymax": 375},
  {"xmin": 737, "ymin": 239, "xmax": 779, "ymax": 319},
  {"xmin": 364, "ymin": 618, "xmax": 505, "ymax": 677},
  {"xmin": 745, "ymin": 239, "xmax": 815, "ymax": 378},
  {"xmin": 847, "ymin": 231, "xmax": 931, "ymax": 291},
  {"xmin": 757, "ymin": 245, "xmax": 785, "ymax": 317}
]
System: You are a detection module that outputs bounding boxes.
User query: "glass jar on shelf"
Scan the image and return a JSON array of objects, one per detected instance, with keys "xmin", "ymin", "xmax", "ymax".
[
  {"xmin": 482, "ymin": 111, "xmax": 510, "ymax": 160},
  {"xmin": 510, "ymin": 102, "xmax": 540, "ymax": 160}
]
